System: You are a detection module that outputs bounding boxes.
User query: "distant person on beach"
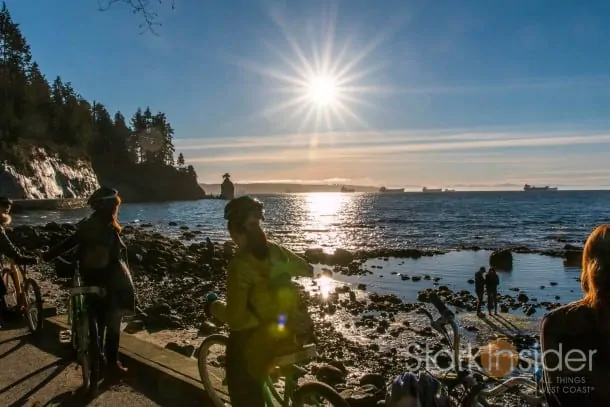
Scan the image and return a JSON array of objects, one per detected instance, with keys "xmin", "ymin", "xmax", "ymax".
[
  {"xmin": 42, "ymin": 187, "xmax": 135, "ymax": 377},
  {"xmin": 475, "ymin": 266, "xmax": 486, "ymax": 315},
  {"xmin": 0, "ymin": 196, "xmax": 39, "ymax": 328},
  {"xmin": 540, "ymin": 224, "xmax": 610, "ymax": 406},
  {"xmin": 205, "ymin": 237, "xmax": 215, "ymax": 261},
  {"xmin": 203, "ymin": 196, "xmax": 315, "ymax": 407},
  {"xmin": 485, "ymin": 267, "xmax": 499, "ymax": 315}
]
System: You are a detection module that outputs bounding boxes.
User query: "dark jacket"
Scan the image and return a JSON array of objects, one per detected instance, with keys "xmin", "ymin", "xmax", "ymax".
[
  {"xmin": 485, "ymin": 273, "xmax": 499, "ymax": 293},
  {"xmin": 43, "ymin": 214, "xmax": 134, "ymax": 313},
  {"xmin": 474, "ymin": 271, "xmax": 486, "ymax": 294},
  {"xmin": 0, "ymin": 226, "xmax": 32, "ymax": 266},
  {"xmin": 540, "ymin": 302, "xmax": 610, "ymax": 406}
]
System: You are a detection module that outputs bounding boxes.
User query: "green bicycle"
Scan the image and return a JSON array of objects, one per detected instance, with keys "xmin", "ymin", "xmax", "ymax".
[
  {"xmin": 58, "ymin": 257, "xmax": 104, "ymax": 394},
  {"xmin": 197, "ymin": 333, "xmax": 350, "ymax": 407}
]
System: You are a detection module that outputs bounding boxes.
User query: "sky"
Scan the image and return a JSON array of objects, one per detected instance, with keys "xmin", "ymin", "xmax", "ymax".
[{"xmin": 6, "ymin": 0, "xmax": 610, "ymax": 189}]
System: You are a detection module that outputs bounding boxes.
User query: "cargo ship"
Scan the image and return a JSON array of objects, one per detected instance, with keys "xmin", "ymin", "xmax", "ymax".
[
  {"xmin": 523, "ymin": 184, "xmax": 558, "ymax": 191},
  {"xmin": 340, "ymin": 186, "xmax": 355, "ymax": 193},
  {"xmin": 379, "ymin": 186, "xmax": 405, "ymax": 193},
  {"xmin": 422, "ymin": 187, "xmax": 442, "ymax": 193}
]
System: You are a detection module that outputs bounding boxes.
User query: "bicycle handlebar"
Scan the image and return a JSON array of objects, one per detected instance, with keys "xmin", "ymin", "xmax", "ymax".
[{"xmin": 419, "ymin": 292, "xmax": 545, "ymax": 405}]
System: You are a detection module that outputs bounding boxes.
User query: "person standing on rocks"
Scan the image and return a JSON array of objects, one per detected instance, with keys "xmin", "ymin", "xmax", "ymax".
[
  {"xmin": 485, "ymin": 267, "xmax": 499, "ymax": 315},
  {"xmin": 42, "ymin": 187, "xmax": 135, "ymax": 377},
  {"xmin": 474, "ymin": 266, "xmax": 486, "ymax": 316},
  {"xmin": 205, "ymin": 237, "xmax": 215, "ymax": 262},
  {"xmin": 0, "ymin": 197, "xmax": 39, "ymax": 328},
  {"xmin": 203, "ymin": 196, "xmax": 315, "ymax": 407}
]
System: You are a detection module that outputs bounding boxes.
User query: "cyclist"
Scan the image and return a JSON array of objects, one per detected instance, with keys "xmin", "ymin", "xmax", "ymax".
[
  {"xmin": 203, "ymin": 196, "xmax": 315, "ymax": 407},
  {"xmin": 42, "ymin": 187, "xmax": 134, "ymax": 376},
  {"xmin": 540, "ymin": 224, "xmax": 610, "ymax": 406},
  {"xmin": 0, "ymin": 196, "xmax": 38, "ymax": 328}
]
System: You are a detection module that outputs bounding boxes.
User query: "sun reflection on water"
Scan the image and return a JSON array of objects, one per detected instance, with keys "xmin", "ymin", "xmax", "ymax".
[{"xmin": 303, "ymin": 192, "xmax": 351, "ymax": 250}]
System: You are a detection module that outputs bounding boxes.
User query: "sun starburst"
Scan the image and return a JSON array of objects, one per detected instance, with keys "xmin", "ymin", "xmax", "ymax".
[{"xmin": 234, "ymin": 3, "xmax": 400, "ymax": 133}]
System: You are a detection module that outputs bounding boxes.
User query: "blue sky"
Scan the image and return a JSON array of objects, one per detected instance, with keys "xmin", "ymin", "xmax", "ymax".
[{"xmin": 6, "ymin": 0, "xmax": 610, "ymax": 189}]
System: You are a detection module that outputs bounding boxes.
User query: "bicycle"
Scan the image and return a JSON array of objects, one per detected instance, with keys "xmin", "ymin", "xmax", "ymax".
[
  {"xmin": 198, "ymin": 333, "xmax": 350, "ymax": 407},
  {"xmin": 1, "ymin": 261, "xmax": 44, "ymax": 334},
  {"xmin": 57, "ymin": 257, "xmax": 105, "ymax": 395},
  {"xmin": 417, "ymin": 292, "xmax": 548, "ymax": 406}
]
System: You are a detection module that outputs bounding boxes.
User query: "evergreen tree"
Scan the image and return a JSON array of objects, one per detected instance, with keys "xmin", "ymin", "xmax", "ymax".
[{"xmin": 0, "ymin": 2, "xmax": 200, "ymax": 183}]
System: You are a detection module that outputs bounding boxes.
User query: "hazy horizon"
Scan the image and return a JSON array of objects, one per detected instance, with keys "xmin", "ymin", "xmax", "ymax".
[{"xmin": 7, "ymin": 0, "xmax": 610, "ymax": 188}]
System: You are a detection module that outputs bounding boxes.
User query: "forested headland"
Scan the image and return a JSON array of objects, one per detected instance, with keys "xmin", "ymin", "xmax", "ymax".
[{"xmin": 0, "ymin": 3, "xmax": 205, "ymax": 201}]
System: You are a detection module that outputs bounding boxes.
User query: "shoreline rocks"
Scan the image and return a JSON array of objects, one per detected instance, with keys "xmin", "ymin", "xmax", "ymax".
[{"xmin": 5, "ymin": 222, "xmax": 565, "ymax": 406}]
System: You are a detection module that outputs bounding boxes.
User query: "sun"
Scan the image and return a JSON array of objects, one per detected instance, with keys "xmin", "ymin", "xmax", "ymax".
[
  {"xmin": 307, "ymin": 75, "xmax": 339, "ymax": 107},
  {"xmin": 233, "ymin": 4, "xmax": 399, "ymax": 131}
]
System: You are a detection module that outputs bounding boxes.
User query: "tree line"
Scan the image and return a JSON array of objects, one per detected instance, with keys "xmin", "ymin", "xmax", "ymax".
[{"xmin": 0, "ymin": 3, "xmax": 195, "ymax": 177}]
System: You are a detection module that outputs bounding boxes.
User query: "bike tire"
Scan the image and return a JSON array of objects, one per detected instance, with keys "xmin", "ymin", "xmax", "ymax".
[
  {"xmin": 87, "ymin": 312, "xmax": 100, "ymax": 396},
  {"xmin": 24, "ymin": 278, "xmax": 43, "ymax": 334},
  {"xmin": 2, "ymin": 270, "xmax": 19, "ymax": 310},
  {"xmin": 197, "ymin": 334, "xmax": 230, "ymax": 407},
  {"xmin": 78, "ymin": 315, "xmax": 92, "ymax": 391},
  {"xmin": 292, "ymin": 381, "xmax": 350, "ymax": 407}
]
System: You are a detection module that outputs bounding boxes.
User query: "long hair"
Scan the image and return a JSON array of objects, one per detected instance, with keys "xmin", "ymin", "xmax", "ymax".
[
  {"xmin": 92, "ymin": 195, "xmax": 122, "ymax": 232},
  {"xmin": 579, "ymin": 224, "xmax": 610, "ymax": 313},
  {"xmin": 228, "ymin": 218, "xmax": 269, "ymax": 260}
]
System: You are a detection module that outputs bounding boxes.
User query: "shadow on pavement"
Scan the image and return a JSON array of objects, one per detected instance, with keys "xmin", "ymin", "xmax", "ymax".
[{"xmin": 0, "ymin": 359, "xmax": 71, "ymax": 407}]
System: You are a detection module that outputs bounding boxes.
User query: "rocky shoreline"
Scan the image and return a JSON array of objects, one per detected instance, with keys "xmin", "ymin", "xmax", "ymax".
[{"xmin": 7, "ymin": 223, "xmax": 566, "ymax": 406}]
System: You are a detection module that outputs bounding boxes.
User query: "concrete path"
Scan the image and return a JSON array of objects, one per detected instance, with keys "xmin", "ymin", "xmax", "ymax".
[{"xmin": 0, "ymin": 322, "xmax": 161, "ymax": 407}]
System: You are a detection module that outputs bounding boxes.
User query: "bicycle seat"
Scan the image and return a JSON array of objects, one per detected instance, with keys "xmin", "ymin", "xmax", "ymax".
[{"xmin": 270, "ymin": 343, "xmax": 317, "ymax": 368}]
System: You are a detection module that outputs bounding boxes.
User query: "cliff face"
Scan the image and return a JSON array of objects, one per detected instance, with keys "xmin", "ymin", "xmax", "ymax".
[{"xmin": 0, "ymin": 147, "xmax": 100, "ymax": 199}]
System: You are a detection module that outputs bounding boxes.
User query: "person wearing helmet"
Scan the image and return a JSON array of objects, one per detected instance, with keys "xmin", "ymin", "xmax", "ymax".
[
  {"xmin": 42, "ymin": 187, "xmax": 134, "ymax": 376},
  {"xmin": 203, "ymin": 196, "xmax": 314, "ymax": 407},
  {"xmin": 0, "ymin": 196, "xmax": 39, "ymax": 328}
]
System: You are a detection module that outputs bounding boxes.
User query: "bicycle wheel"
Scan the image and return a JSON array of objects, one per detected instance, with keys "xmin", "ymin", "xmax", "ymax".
[
  {"xmin": 197, "ymin": 334, "xmax": 230, "ymax": 407},
  {"xmin": 24, "ymin": 278, "xmax": 43, "ymax": 334},
  {"xmin": 87, "ymin": 313, "xmax": 100, "ymax": 395},
  {"xmin": 2, "ymin": 270, "xmax": 19, "ymax": 310},
  {"xmin": 292, "ymin": 381, "xmax": 350, "ymax": 407},
  {"xmin": 77, "ymin": 312, "xmax": 100, "ymax": 395}
]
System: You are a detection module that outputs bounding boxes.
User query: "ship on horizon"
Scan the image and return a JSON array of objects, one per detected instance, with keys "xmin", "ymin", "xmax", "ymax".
[
  {"xmin": 523, "ymin": 184, "xmax": 558, "ymax": 191},
  {"xmin": 340, "ymin": 186, "xmax": 355, "ymax": 193},
  {"xmin": 422, "ymin": 187, "xmax": 443, "ymax": 193},
  {"xmin": 379, "ymin": 186, "xmax": 404, "ymax": 193}
]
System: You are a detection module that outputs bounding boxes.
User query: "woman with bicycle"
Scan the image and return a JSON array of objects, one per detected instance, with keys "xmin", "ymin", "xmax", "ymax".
[
  {"xmin": 0, "ymin": 196, "xmax": 39, "ymax": 328},
  {"xmin": 42, "ymin": 187, "xmax": 135, "ymax": 376},
  {"xmin": 541, "ymin": 224, "xmax": 610, "ymax": 406},
  {"xmin": 203, "ymin": 196, "xmax": 315, "ymax": 407}
]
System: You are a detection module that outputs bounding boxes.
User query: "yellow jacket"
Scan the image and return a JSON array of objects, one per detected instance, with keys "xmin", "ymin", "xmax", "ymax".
[{"xmin": 209, "ymin": 241, "xmax": 312, "ymax": 331}]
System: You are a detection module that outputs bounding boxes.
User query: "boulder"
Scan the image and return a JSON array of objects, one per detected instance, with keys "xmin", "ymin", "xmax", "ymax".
[
  {"xmin": 563, "ymin": 244, "xmax": 583, "ymax": 268},
  {"xmin": 489, "ymin": 249, "xmax": 513, "ymax": 270}
]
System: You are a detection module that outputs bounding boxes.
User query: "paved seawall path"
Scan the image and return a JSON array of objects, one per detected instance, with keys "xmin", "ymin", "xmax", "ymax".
[{"xmin": 0, "ymin": 315, "xmax": 213, "ymax": 407}]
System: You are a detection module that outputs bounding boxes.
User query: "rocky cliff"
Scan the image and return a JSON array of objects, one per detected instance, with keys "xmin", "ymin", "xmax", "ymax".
[
  {"xmin": 0, "ymin": 147, "xmax": 206, "ymax": 203},
  {"xmin": 0, "ymin": 147, "xmax": 100, "ymax": 199}
]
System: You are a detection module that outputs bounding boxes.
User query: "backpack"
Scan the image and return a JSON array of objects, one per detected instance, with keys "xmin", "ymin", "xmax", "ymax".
[{"xmin": 267, "ymin": 272, "xmax": 315, "ymax": 346}]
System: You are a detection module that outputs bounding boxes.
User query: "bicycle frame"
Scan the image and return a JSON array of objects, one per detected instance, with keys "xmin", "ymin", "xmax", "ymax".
[
  {"xmin": 262, "ymin": 368, "xmax": 299, "ymax": 407},
  {"xmin": 419, "ymin": 293, "xmax": 546, "ymax": 406}
]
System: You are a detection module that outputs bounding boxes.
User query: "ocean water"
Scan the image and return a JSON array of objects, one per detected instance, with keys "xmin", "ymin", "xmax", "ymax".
[
  {"xmin": 322, "ymin": 250, "xmax": 584, "ymax": 312},
  {"xmin": 12, "ymin": 190, "xmax": 610, "ymax": 253}
]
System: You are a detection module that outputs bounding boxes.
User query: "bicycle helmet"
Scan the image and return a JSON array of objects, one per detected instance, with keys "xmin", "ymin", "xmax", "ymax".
[
  {"xmin": 224, "ymin": 196, "xmax": 265, "ymax": 224},
  {"xmin": 87, "ymin": 186, "xmax": 119, "ymax": 207},
  {"xmin": 0, "ymin": 196, "xmax": 13, "ymax": 206}
]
